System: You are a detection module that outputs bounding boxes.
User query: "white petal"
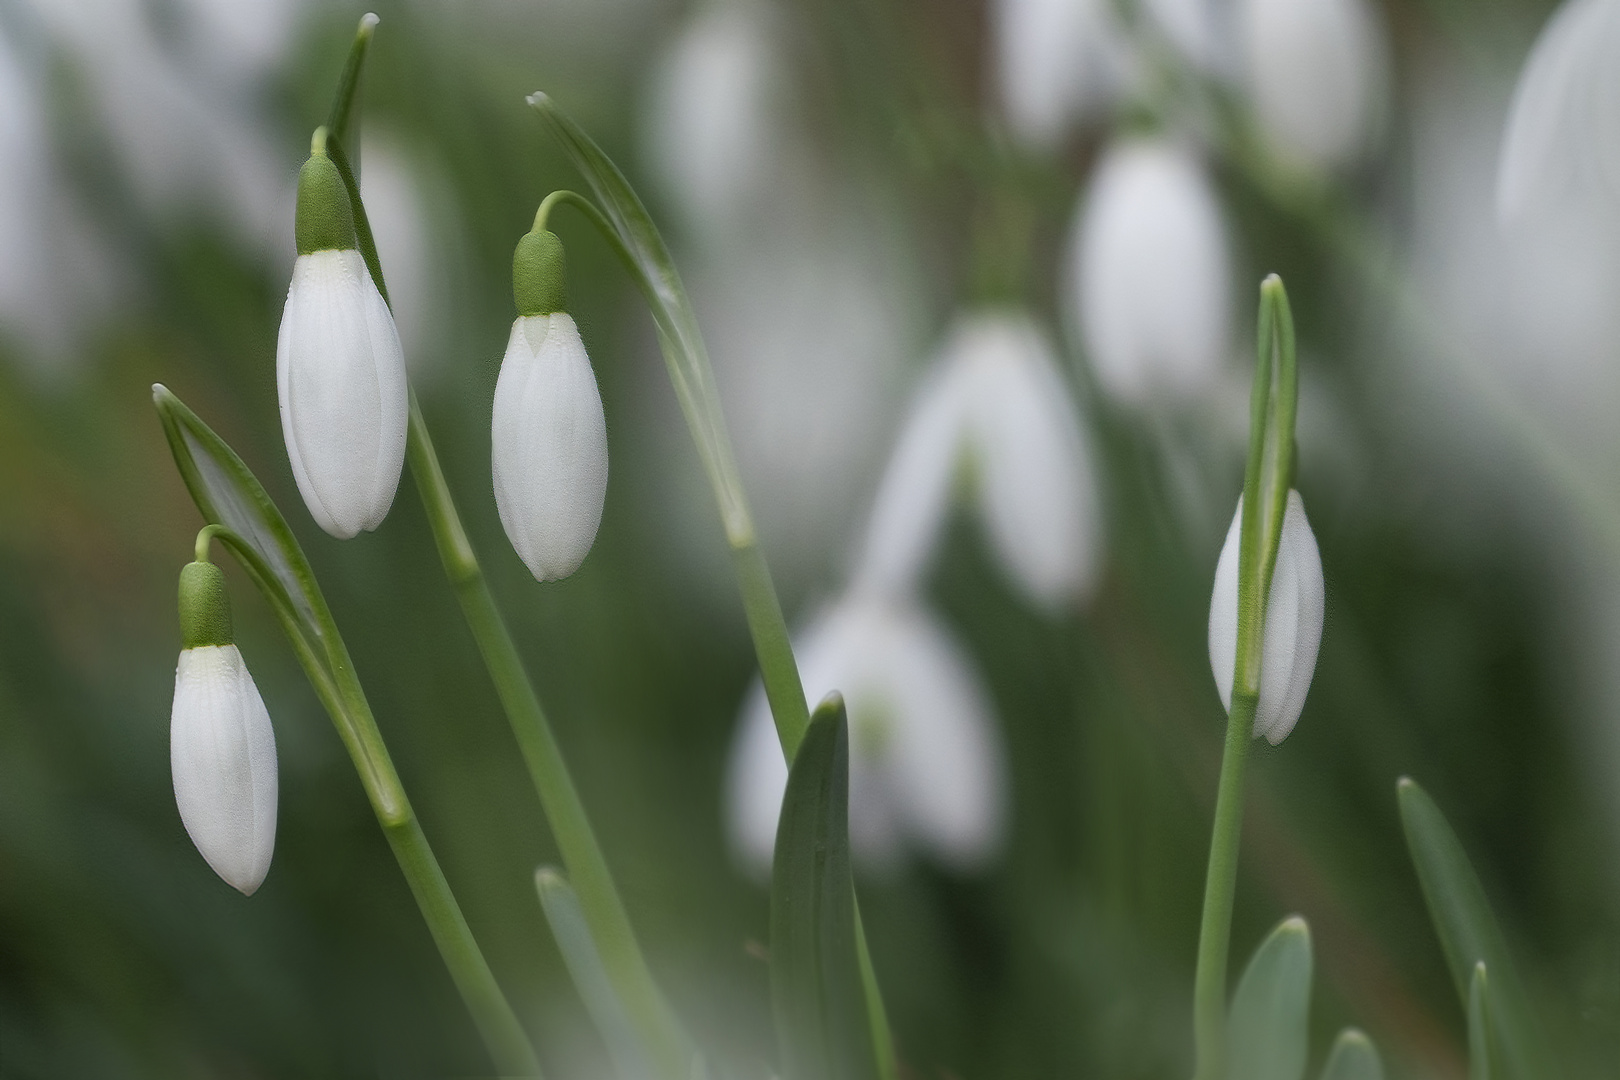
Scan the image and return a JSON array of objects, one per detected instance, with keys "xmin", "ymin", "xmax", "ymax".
[
  {"xmin": 1068, "ymin": 139, "xmax": 1231, "ymax": 407},
  {"xmin": 1496, "ymin": 0, "xmax": 1620, "ymax": 224},
  {"xmin": 1239, "ymin": 0, "xmax": 1386, "ymax": 171},
  {"xmin": 990, "ymin": 0, "xmax": 1133, "ymax": 149},
  {"xmin": 956, "ymin": 312, "xmax": 1103, "ymax": 608},
  {"xmin": 850, "ymin": 361, "xmax": 968, "ymax": 600},
  {"xmin": 171, "ymin": 645, "xmax": 278, "ymax": 895},
  {"xmin": 492, "ymin": 314, "xmax": 609, "ymax": 582},
  {"xmin": 1207, "ymin": 491, "xmax": 1326, "ymax": 744},
  {"xmin": 276, "ymin": 250, "xmax": 409, "ymax": 539}
]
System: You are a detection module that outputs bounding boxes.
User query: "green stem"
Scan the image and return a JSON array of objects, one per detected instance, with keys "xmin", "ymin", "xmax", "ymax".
[
  {"xmin": 1191, "ymin": 690, "xmax": 1258, "ymax": 1080},
  {"xmin": 404, "ymin": 396, "xmax": 693, "ymax": 1080}
]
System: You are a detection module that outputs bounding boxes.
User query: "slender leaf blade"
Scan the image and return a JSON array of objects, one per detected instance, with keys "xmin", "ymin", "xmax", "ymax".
[
  {"xmin": 770, "ymin": 693, "xmax": 880, "ymax": 1080},
  {"xmin": 1398, "ymin": 778, "xmax": 1551, "ymax": 1080},
  {"xmin": 1228, "ymin": 915, "xmax": 1313, "ymax": 1080},
  {"xmin": 1320, "ymin": 1029, "xmax": 1385, "ymax": 1080},
  {"xmin": 1469, "ymin": 962, "xmax": 1491, "ymax": 1080}
]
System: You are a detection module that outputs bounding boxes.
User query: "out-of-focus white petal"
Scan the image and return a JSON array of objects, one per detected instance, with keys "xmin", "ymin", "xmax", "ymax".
[
  {"xmin": 276, "ymin": 249, "xmax": 409, "ymax": 539},
  {"xmin": 990, "ymin": 0, "xmax": 1134, "ymax": 149},
  {"xmin": 1142, "ymin": 0, "xmax": 1231, "ymax": 75},
  {"xmin": 1208, "ymin": 490, "xmax": 1326, "ymax": 744},
  {"xmin": 361, "ymin": 134, "xmax": 446, "ymax": 371},
  {"xmin": 1496, "ymin": 0, "xmax": 1620, "ymax": 224},
  {"xmin": 642, "ymin": 3, "xmax": 783, "ymax": 233},
  {"xmin": 1068, "ymin": 138, "xmax": 1231, "ymax": 407},
  {"xmin": 957, "ymin": 313, "xmax": 1103, "ymax": 608},
  {"xmin": 171, "ymin": 644, "xmax": 278, "ymax": 895},
  {"xmin": 724, "ymin": 596, "xmax": 1004, "ymax": 875},
  {"xmin": 492, "ymin": 314, "xmax": 609, "ymax": 582},
  {"xmin": 1239, "ymin": 0, "xmax": 1387, "ymax": 171}
]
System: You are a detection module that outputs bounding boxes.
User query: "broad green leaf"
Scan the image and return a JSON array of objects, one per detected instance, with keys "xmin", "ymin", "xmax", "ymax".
[
  {"xmin": 1320, "ymin": 1029, "xmax": 1385, "ymax": 1080},
  {"xmin": 1469, "ymin": 962, "xmax": 1491, "ymax": 1080},
  {"xmin": 770, "ymin": 694, "xmax": 880, "ymax": 1080},
  {"xmin": 1228, "ymin": 915, "xmax": 1313, "ymax": 1080},
  {"xmin": 536, "ymin": 867, "xmax": 657, "ymax": 1080},
  {"xmin": 1398, "ymin": 778, "xmax": 1552, "ymax": 1080}
]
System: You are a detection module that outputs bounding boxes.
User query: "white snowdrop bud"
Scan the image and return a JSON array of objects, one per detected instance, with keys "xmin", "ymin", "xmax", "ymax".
[
  {"xmin": 1496, "ymin": 0, "xmax": 1620, "ymax": 225},
  {"xmin": 1207, "ymin": 490, "xmax": 1325, "ymax": 744},
  {"xmin": 277, "ymin": 134, "xmax": 408, "ymax": 539},
  {"xmin": 726, "ymin": 595, "xmax": 1004, "ymax": 876},
  {"xmin": 1067, "ymin": 138, "xmax": 1231, "ymax": 407},
  {"xmin": 1238, "ymin": 0, "xmax": 1387, "ymax": 172},
  {"xmin": 854, "ymin": 312, "xmax": 1102, "ymax": 609},
  {"xmin": 990, "ymin": 0, "xmax": 1134, "ymax": 150},
  {"xmin": 171, "ymin": 561, "xmax": 278, "ymax": 895},
  {"xmin": 491, "ymin": 229, "xmax": 608, "ymax": 582}
]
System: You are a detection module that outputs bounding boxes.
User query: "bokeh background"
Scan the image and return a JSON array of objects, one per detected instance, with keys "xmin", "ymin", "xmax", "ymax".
[{"xmin": 3, "ymin": 0, "xmax": 1620, "ymax": 1076}]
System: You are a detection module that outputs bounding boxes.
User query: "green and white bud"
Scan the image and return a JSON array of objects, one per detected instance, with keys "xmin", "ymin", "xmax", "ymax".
[
  {"xmin": 492, "ymin": 228, "xmax": 608, "ymax": 582},
  {"xmin": 171, "ymin": 559, "xmax": 278, "ymax": 895},
  {"xmin": 277, "ymin": 128, "xmax": 408, "ymax": 539}
]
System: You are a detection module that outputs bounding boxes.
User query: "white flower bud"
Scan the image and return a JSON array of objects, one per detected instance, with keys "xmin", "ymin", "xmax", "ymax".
[
  {"xmin": 171, "ymin": 644, "xmax": 279, "ymax": 895},
  {"xmin": 276, "ymin": 246, "xmax": 409, "ymax": 540},
  {"xmin": 990, "ymin": 0, "xmax": 1134, "ymax": 149},
  {"xmin": 1496, "ymin": 0, "xmax": 1620, "ymax": 225},
  {"xmin": 726, "ymin": 595, "xmax": 1004, "ymax": 876},
  {"xmin": 491, "ymin": 313, "xmax": 609, "ymax": 582},
  {"xmin": 1207, "ymin": 490, "xmax": 1325, "ymax": 744},
  {"xmin": 1238, "ymin": 0, "xmax": 1387, "ymax": 171},
  {"xmin": 1066, "ymin": 138, "xmax": 1231, "ymax": 407}
]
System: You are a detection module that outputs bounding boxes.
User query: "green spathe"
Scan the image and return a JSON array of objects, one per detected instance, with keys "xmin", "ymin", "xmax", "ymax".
[
  {"xmin": 178, "ymin": 561, "xmax": 234, "ymax": 649},
  {"xmin": 296, "ymin": 141, "xmax": 357, "ymax": 255},
  {"xmin": 513, "ymin": 229, "xmax": 568, "ymax": 316}
]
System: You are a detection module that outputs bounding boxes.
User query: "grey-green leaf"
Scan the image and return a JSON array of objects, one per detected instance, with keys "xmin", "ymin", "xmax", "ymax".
[
  {"xmin": 536, "ymin": 867, "xmax": 657, "ymax": 1080},
  {"xmin": 1320, "ymin": 1029, "xmax": 1385, "ymax": 1080},
  {"xmin": 769, "ymin": 693, "xmax": 880, "ymax": 1080},
  {"xmin": 1469, "ymin": 962, "xmax": 1491, "ymax": 1080},
  {"xmin": 1228, "ymin": 915, "xmax": 1313, "ymax": 1080},
  {"xmin": 1397, "ymin": 778, "xmax": 1552, "ymax": 1080}
]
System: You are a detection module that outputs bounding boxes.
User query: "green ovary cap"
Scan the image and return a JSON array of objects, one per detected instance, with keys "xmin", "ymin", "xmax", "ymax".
[
  {"xmin": 178, "ymin": 561, "xmax": 234, "ymax": 649},
  {"xmin": 513, "ymin": 229, "xmax": 567, "ymax": 316},
  {"xmin": 295, "ymin": 151, "xmax": 357, "ymax": 255}
]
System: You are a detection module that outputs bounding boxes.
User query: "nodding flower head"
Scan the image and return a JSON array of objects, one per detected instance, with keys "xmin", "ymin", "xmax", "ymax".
[
  {"xmin": 276, "ymin": 129, "xmax": 409, "ymax": 539},
  {"xmin": 171, "ymin": 557, "xmax": 278, "ymax": 895},
  {"xmin": 1207, "ymin": 490, "xmax": 1325, "ymax": 744},
  {"xmin": 491, "ymin": 226, "xmax": 608, "ymax": 583}
]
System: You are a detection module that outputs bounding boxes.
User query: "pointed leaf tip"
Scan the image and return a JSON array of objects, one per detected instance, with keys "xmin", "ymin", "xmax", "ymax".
[
  {"xmin": 359, "ymin": 12, "xmax": 379, "ymax": 31},
  {"xmin": 1228, "ymin": 915, "xmax": 1313, "ymax": 1080},
  {"xmin": 1320, "ymin": 1028, "xmax": 1384, "ymax": 1080}
]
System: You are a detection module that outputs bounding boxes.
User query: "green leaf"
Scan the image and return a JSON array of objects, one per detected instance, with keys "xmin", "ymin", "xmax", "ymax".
[
  {"xmin": 1397, "ymin": 778, "xmax": 1552, "ymax": 1080},
  {"xmin": 1469, "ymin": 962, "xmax": 1491, "ymax": 1080},
  {"xmin": 536, "ymin": 867, "xmax": 658, "ymax": 1080},
  {"xmin": 769, "ymin": 693, "xmax": 880, "ymax": 1080},
  {"xmin": 325, "ymin": 13, "xmax": 377, "ymax": 180},
  {"xmin": 1319, "ymin": 1029, "xmax": 1385, "ymax": 1080},
  {"xmin": 1228, "ymin": 915, "xmax": 1313, "ymax": 1080}
]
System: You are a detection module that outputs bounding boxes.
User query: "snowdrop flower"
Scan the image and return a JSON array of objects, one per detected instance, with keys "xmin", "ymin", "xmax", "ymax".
[
  {"xmin": 854, "ymin": 311, "xmax": 1102, "ymax": 609},
  {"xmin": 492, "ymin": 228, "xmax": 608, "ymax": 582},
  {"xmin": 726, "ymin": 594, "xmax": 1004, "ymax": 875},
  {"xmin": 1066, "ymin": 138, "xmax": 1232, "ymax": 408},
  {"xmin": 276, "ymin": 132, "xmax": 409, "ymax": 539},
  {"xmin": 171, "ymin": 559, "xmax": 278, "ymax": 895},
  {"xmin": 990, "ymin": 0, "xmax": 1134, "ymax": 149},
  {"xmin": 1237, "ymin": 0, "xmax": 1387, "ymax": 171},
  {"xmin": 1496, "ymin": 0, "xmax": 1620, "ymax": 225},
  {"xmin": 1207, "ymin": 490, "xmax": 1325, "ymax": 744}
]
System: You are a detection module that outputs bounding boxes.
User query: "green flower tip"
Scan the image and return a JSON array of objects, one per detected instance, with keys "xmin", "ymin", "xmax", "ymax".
[
  {"xmin": 178, "ymin": 560, "xmax": 234, "ymax": 650},
  {"xmin": 295, "ymin": 131, "xmax": 356, "ymax": 255},
  {"xmin": 513, "ymin": 229, "xmax": 568, "ymax": 316}
]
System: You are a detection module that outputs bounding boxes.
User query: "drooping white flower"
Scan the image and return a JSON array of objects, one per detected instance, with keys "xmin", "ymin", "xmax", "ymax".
[
  {"xmin": 1496, "ymin": 0, "xmax": 1620, "ymax": 225},
  {"xmin": 1066, "ymin": 137, "xmax": 1232, "ymax": 407},
  {"xmin": 853, "ymin": 311, "xmax": 1102, "ymax": 608},
  {"xmin": 492, "ymin": 312, "xmax": 609, "ymax": 582},
  {"xmin": 726, "ymin": 594, "xmax": 1005, "ymax": 875},
  {"xmin": 990, "ymin": 0, "xmax": 1134, "ymax": 149},
  {"xmin": 276, "ymin": 144, "xmax": 409, "ymax": 539},
  {"xmin": 1237, "ymin": 0, "xmax": 1387, "ymax": 171},
  {"xmin": 1207, "ymin": 490, "xmax": 1325, "ymax": 744},
  {"xmin": 171, "ymin": 560, "xmax": 277, "ymax": 896}
]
